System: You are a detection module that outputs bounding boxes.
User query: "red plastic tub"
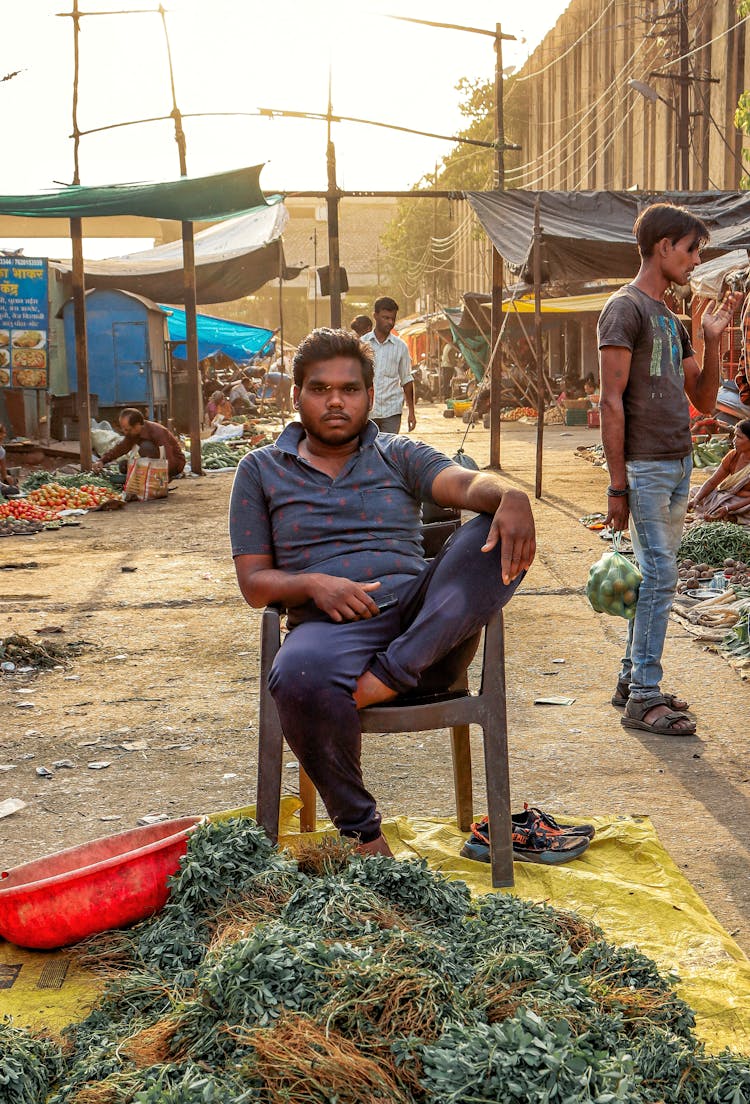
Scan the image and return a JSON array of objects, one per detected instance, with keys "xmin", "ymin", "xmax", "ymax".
[{"xmin": 0, "ymin": 816, "xmax": 202, "ymax": 949}]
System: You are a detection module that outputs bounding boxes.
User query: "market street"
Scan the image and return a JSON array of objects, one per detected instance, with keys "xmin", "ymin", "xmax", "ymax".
[{"xmin": 1, "ymin": 406, "xmax": 749, "ymax": 952}]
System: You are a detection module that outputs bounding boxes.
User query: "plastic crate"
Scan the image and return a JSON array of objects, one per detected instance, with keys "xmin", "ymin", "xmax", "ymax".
[{"xmin": 565, "ymin": 408, "xmax": 588, "ymax": 426}]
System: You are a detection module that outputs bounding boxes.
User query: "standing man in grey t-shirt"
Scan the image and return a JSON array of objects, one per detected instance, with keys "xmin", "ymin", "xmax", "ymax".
[
  {"xmin": 362, "ymin": 297, "xmax": 416, "ymax": 434},
  {"xmin": 598, "ymin": 203, "xmax": 740, "ymax": 737}
]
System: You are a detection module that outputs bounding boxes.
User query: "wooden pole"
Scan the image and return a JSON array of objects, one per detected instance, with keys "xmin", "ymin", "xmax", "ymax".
[
  {"xmin": 533, "ymin": 196, "xmax": 544, "ymax": 499},
  {"xmin": 69, "ymin": 0, "xmax": 93, "ymax": 470},
  {"xmin": 326, "ymin": 72, "xmax": 342, "ymax": 328},
  {"xmin": 160, "ymin": 5, "xmax": 202, "ymax": 473}
]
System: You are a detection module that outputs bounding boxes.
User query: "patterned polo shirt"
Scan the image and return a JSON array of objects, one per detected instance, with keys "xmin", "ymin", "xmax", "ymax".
[
  {"xmin": 229, "ymin": 420, "xmax": 453, "ymax": 619},
  {"xmin": 361, "ymin": 329, "xmax": 413, "ymax": 418}
]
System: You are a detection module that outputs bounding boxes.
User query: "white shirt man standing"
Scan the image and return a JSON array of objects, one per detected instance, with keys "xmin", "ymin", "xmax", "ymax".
[{"xmin": 361, "ymin": 296, "xmax": 415, "ymax": 433}]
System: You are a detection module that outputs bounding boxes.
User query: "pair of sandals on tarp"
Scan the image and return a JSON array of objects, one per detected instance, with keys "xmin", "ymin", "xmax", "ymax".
[
  {"xmin": 461, "ymin": 804, "xmax": 595, "ymax": 866},
  {"xmin": 612, "ymin": 680, "xmax": 696, "ymax": 737}
]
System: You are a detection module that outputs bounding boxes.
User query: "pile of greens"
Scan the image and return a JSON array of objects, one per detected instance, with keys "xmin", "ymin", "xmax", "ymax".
[
  {"xmin": 5, "ymin": 819, "xmax": 750, "ymax": 1104},
  {"xmin": 678, "ymin": 522, "xmax": 750, "ymax": 567},
  {"xmin": 20, "ymin": 470, "xmax": 121, "ymax": 493}
]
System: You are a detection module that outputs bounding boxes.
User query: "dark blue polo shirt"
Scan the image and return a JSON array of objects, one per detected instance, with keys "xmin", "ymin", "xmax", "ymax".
[{"xmin": 229, "ymin": 420, "xmax": 453, "ymax": 597}]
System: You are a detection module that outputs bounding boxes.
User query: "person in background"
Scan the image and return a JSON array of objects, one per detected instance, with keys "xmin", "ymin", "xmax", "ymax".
[
  {"xmin": 0, "ymin": 424, "xmax": 20, "ymax": 496},
  {"xmin": 361, "ymin": 296, "xmax": 415, "ymax": 434},
  {"xmin": 688, "ymin": 418, "xmax": 750, "ymax": 525},
  {"xmin": 350, "ymin": 315, "xmax": 373, "ymax": 337},
  {"xmin": 206, "ymin": 390, "xmax": 234, "ymax": 427},
  {"xmin": 440, "ymin": 341, "xmax": 459, "ymax": 401},
  {"xmin": 583, "ymin": 374, "xmax": 600, "ymax": 405},
  {"xmin": 228, "ymin": 375, "xmax": 258, "ymax": 415},
  {"xmin": 94, "ymin": 408, "xmax": 186, "ymax": 480},
  {"xmin": 598, "ymin": 202, "xmax": 740, "ymax": 736}
]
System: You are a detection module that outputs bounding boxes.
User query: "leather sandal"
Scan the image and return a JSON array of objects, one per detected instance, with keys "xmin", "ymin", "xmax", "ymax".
[
  {"xmin": 620, "ymin": 695, "xmax": 696, "ymax": 736},
  {"xmin": 611, "ymin": 679, "xmax": 689, "ymax": 711}
]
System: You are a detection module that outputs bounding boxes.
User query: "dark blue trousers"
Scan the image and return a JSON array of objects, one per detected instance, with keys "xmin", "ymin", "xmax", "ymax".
[{"xmin": 268, "ymin": 514, "xmax": 522, "ymax": 842}]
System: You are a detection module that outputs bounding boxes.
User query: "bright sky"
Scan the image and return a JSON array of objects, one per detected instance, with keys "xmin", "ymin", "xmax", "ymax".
[{"xmin": 1, "ymin": 0, "xmax": 569, "ymax": 258}]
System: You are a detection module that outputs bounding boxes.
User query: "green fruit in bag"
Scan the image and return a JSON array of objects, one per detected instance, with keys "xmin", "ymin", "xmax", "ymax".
[{"xmin": 586, "ymin": 546, "xmax": 642, "ymax": 620}]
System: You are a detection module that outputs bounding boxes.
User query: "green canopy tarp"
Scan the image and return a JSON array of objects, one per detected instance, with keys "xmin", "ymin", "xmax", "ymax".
[{"xmin": 0, "ymin": 165, "xmax": 267, "ymax": 222}]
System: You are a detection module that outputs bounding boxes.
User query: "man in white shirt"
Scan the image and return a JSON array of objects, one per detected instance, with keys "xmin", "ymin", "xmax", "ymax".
[{"xmin": 361, "ymin": 297, "xmax": 415, "ymax": 433}]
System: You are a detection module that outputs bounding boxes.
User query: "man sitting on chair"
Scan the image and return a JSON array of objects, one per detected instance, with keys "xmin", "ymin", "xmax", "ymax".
[{"xmin": 229, "ymin": 328, "xmax": 535, "ymax": 856}]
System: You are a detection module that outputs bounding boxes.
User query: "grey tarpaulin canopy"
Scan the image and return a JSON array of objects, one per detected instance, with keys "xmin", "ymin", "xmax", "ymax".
[
  {"xmin": 465, "ymin": 190, "xmax": 750, "ymax": 286},
  {"xmin": 0, "ymin": 165, "xmax": 267, "ymax": 222},
  {"xmin": 51, "ymin": 202, "xmax": 304, "ymax": 305}
]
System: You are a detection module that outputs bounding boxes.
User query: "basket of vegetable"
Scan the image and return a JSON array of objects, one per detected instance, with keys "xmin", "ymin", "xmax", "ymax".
[{"xmin": 586, "ymin": 532, "xmax": 642, "ymax": 620}]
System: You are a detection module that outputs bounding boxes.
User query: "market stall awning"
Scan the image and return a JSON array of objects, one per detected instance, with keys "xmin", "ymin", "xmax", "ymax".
[
  {"xmin": 52, "ymin": 204, "xmax": 304, "ymax": 305},
  {"xmin": 166, "ymin": 307, "xmax": 274, "ymax": 365},
  {"xmin": 500, "ymin": 290, "xmax": 621, "ymax": 313},
  {"xmin": 466, "ymin": 190, "xmax": 750, "ymax": 286},
  {"xmin": 0, "ymin": 166, "xmax": 268, "ymax": 222}
]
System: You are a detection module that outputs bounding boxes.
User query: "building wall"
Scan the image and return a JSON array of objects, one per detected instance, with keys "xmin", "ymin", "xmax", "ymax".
[{"xmin": 511, "ymin": 0, "xmax": 749, "ymax": 193}]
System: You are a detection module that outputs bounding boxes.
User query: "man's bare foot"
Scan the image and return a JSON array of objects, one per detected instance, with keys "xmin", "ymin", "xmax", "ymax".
[
  {"xmin": 354, "ymin": 669, "xmax": 398, "ymax": 710},
  {"xmin": 354, "ymin": 834, "xmax": 394, "ymax": 858}
]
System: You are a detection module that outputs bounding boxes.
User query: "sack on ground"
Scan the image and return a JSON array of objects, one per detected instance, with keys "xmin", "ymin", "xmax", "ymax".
[{"xmin": 124, "ymin": 447, "xmax": 169, "ymax": 501}]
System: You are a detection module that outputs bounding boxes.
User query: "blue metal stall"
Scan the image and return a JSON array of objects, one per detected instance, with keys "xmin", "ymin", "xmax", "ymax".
[{"xmin": 62, "ymin": 289, "xmax": 169, "ymax": 420}]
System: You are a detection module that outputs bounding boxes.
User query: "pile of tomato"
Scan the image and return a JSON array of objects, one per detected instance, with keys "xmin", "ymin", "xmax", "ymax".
[{"xmin": 0, "ymin": 482, "xmax": 121, "ymax": 522}]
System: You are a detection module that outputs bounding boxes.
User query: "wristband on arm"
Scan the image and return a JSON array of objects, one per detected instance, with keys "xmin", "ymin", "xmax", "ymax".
[{"xmin": 606, "ymin": 486, "xmax": 629, "ymax": 497}]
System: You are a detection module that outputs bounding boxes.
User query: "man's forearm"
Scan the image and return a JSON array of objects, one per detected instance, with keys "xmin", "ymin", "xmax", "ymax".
[
  {"xmin": 403, "ymin": 380, "xmax": 415, "ymax": 414},
  {"xmin": 600, "ymin": 397, "xmax": 627, "ymax": 487},
  {"xmin": 460, "ymin": 472, "xmax": 505, "ymax": 515},
  {"xmin": 691, "ymin": 336, "xmax": 722, "ymax": 414},
  {"xmin": 238, "ymin": 568, "xmax": 320, "ymax": 610}
]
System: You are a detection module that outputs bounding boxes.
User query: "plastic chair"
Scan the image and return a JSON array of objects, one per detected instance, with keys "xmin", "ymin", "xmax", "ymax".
[{"xmin": 255, "ymin": 516, "xmax": 514, "ymax": 888}]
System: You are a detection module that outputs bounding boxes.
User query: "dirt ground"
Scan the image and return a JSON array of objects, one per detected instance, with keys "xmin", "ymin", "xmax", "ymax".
[{"xmin": 1, "ymin": 405, "xmax": 749, "ymax": 954}]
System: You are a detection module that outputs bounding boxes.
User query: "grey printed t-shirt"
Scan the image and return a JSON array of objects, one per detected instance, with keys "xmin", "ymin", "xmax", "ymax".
[
  {"xmin": 229, "ymin": 419, "xmax": 454, "ymax": 622},
  {"xmin": 597, "ymin": 284, "xmax": 694, "ymax": 461}
]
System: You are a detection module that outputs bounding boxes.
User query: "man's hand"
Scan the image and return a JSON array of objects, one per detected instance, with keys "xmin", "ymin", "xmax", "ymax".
[
  {"xmin": 407, "ymin": 409, "xmax": 416, "ymax": 432},
  {"xmin": 92, "ymin": 460, "xmax": 104, "ymax": 474},
  {"xmin": 308, "ymin": 576, "xmax": 382, "ymax": 622},
  {"xmin": 605, "ymin": 495, "xmax": 630, "ymax": 532},
  {"xmin": 481, "ymin": 489, "xmax": 536, "ymax": 585},
  {"xmin": 702, "ymin": 291, "xmax": 742, "ymax": 343}
]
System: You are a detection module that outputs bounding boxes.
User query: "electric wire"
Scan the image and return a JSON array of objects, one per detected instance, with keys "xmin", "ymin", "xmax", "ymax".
[{"xmin": 514, "ymin": 0, "xmax": 619, "ymax": 82}]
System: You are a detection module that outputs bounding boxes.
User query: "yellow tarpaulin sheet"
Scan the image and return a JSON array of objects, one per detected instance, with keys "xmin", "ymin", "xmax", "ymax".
[
  {"xmin": 502, "ymin": 291, "xmax": 619, "ymax": 313},
  {"xmin": 2, "ymin": 801, "xmax": 749, "ymax": 1055}
]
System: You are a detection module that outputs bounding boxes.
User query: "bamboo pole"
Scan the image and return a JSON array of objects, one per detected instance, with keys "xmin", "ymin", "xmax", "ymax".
[{"xmin": 533, "ymin": 196, "xmax": 545, "ymax": 499}]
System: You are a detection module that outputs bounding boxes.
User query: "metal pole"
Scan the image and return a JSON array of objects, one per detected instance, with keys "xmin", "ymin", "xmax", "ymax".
[
  {"xmin": 533, "ymin": 196, "xmax": 544, "ymax": 499},
  {"xmin": 326, "ymin": 71, "xmax": 342, "ymax": 327},
  {"xmin": 489, "ymin": 22, "xmax": 506, "ymax": 470}
]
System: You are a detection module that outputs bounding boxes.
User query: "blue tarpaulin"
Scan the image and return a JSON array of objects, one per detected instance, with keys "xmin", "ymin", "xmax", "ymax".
[{"xmin": 164, "ymin": 306, "xmax": 275, "ymax": 365}]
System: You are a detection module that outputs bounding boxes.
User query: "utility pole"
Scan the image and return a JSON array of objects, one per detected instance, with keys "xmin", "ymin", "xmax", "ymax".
[
  {"xmin": 677, "ymin": 0, "xmax": 690, "ymax": 190},
  {"xmin": 489, "ymin": 23, "xmax": 517, "ymax": 470},
  {"xmin": 326, "ymin": 72, "xmax": 343, "ymax": 327}
]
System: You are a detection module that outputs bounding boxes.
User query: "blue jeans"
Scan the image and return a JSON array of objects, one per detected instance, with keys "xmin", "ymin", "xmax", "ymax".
[{"xmin": 620, "ymin": 457, "xmax": 692, "ymax": 705}]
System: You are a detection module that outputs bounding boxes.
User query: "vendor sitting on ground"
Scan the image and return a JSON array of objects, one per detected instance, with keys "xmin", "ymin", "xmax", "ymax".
[
  {"xmin": 688, "ymin": 418, "xmax": 750, "ymax": 525},
  {"xmin": 230, "ymin": 327, "xmax": 535, "ymax": 856},
  {"xmin": 0, "ymin": 424, "xmax": 20, "ymax": 497},
  {"xmin": 228, "ymin": 375, "xmax": 259, "ymax": 415},
  {"xmin": 94, "ymin": 408, "xmax": 186, "ymax": 479},
  {"xmin": 206, "ymin": 390, "xmax": 234, "ymax": 427}
]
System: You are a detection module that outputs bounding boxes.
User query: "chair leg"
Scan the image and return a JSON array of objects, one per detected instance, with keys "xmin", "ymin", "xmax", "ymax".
[
  {"xmin": 482, "ymin": 721, "xmax": 514, "ymax": 888},
  {"xmin": 256, "ymin": 701, "xmax": 284, "ymax": 844},
  {"xmin": 299, "ymin": 767, "xmax": 317, "ymax": 833},
  {"xmin": 449, "ymin": 725, "xmax": 473, "ymax": 831}
]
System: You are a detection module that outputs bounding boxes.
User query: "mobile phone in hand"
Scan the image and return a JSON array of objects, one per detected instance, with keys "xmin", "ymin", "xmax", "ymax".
[{"xmin": 376, "ymin": 593, "xmax": 398, "ymax": 612}]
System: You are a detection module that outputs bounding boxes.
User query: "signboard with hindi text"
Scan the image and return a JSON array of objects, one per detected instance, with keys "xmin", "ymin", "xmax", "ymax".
[{"xmin": 0, "ymin": 257, "xmax": 49, "ymax": 390}]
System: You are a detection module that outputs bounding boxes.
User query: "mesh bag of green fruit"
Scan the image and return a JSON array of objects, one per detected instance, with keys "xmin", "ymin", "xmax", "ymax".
[{"xmin": 586, "ymin": 532, "xmax": 643, "ymax": 620}]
